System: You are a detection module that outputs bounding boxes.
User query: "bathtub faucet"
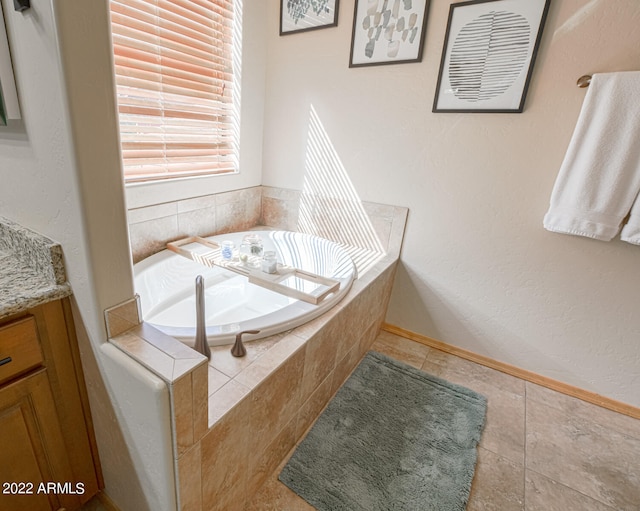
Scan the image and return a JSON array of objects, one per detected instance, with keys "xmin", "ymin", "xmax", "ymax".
[
  {"xmin": 231, "ymin": 330, "xmax": 260, "ymax": 358},
  {"xmin": 194, "ymin": 275, "xmax": 211, "ymax": 360}
]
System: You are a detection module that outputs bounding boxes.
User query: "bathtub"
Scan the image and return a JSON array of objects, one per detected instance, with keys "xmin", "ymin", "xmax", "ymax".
[{"xmin": 134, "ymin": 230, "xmax": 356, "ymax": 346}]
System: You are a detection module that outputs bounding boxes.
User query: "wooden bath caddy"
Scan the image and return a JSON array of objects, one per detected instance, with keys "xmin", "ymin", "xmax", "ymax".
[{"xmin": 166, "ymin": 236, "xmax": 340, "ymax": 305}]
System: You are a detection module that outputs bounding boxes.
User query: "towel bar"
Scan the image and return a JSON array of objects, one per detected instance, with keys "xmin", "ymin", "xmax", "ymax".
[{"xmin": 577, "ymin": 74, "xmax": 592, "ymax": 88}]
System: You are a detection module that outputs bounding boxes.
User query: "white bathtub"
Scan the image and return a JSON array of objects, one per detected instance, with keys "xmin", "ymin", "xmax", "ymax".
[{"xmin": 134, "ymin": 230, "xmax": 356, "ymax": 346}]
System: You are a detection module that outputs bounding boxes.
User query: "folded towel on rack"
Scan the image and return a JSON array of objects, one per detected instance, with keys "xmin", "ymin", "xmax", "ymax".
[{"xmin": 543, "ymin": 71, "xmax": 640, "ymax": 242}]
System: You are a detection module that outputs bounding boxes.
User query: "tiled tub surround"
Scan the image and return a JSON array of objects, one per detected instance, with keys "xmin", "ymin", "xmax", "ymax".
[
  {"xmin": 128, "ymin": 187, "xmax": 262, "ymax": 263},
  {"xmin": 0, "ymin": 216, "xmax": 71, "ymax": 319},
  {"xmin": 111, "ymin": 190, "xmax": 408, "ymax": 510},
  {"xmin": 127, "ymin": 185, "xmax": 401, "ymax": 266}
]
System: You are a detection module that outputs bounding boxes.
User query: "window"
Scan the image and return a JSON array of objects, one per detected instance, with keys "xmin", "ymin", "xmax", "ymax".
[{"xmin": 110, "ymin": 0, "xmax": 239, "ymax": 183}]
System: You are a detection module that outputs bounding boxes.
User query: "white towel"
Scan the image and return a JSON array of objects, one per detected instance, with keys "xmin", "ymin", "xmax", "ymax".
[
  {"xmin": 621, "ymin": 191, "xmax": 640, "ymax": 245},
  {"xmin": 543, "ymin": 71, "xmax": 640, "ymax": 242}
]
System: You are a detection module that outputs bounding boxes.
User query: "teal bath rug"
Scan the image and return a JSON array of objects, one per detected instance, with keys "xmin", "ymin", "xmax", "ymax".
[{"xmin": 279, "ymin": 351, "xmax": 487, "ymax": 511}]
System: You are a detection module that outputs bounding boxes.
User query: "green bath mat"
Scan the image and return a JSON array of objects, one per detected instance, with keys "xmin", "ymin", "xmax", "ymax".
[{"xmin": 279, "ymin": 351, "xmax": 487, "ymax": 511}]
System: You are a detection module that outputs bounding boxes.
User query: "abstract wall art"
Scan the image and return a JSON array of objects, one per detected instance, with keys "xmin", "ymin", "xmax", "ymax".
[
  {"xmin": 433, "ymin": 0, "xmax": 551, "ymax": 113},
  {"xmin": 0, "ymin": 1, "xmax": 21, "ymax": 126},
  {"xmin": 280, "ymin": 0, "xmax": 340, "ymax": 35},
  {"xmin": 349, "ymin": 0, "xmax": 431, "ymax": 67}
]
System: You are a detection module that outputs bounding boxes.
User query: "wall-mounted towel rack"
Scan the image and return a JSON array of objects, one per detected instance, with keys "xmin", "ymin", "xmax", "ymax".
[{"xmin": 577, "ymin": 75, "xmax": 592, "ymax": 88}]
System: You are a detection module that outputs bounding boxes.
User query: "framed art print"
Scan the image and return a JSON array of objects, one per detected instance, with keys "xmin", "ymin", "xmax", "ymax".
[
  {"xmin": 0, "ymin": 1, "xmax": 21, "ymax": 126},
  {"xmin": 433, "ymin": 0, "xmax": 551, "ymax": 113},
  {"xmin": 280, "ymin": 0, "xmax": 340, "ymax": 35},
  {"xmin": 349, "ymin": 0, "xmax": 431, "ymax": 67}
]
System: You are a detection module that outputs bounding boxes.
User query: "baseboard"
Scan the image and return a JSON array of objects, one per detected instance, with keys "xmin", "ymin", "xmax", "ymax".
[{"xmin": 382, "ymin": 323, "xmax": 640, "ymax": 420}]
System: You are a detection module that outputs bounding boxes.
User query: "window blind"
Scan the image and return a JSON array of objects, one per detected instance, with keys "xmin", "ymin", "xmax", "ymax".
[{"xmin": 110, "ymin": 0, "xmax": 238, "ymax": 182}]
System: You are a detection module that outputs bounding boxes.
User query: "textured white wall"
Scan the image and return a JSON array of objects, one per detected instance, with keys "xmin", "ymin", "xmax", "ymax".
[{"xmin": 262, "ymin": 0, "xmax": 640, "ymax": 406}]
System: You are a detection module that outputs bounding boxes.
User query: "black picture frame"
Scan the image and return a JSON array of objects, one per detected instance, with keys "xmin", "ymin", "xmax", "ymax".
[
  {"xmin": 349, "ymin": 0, "xmax": 431, "ymax": 68},
  {"xmin": 280, "ymin": 0, "xmax": 340, "ymax": 36},
  {"xmin": 433, "ymin": 0, "xmax": 551, "ymax": 113}
]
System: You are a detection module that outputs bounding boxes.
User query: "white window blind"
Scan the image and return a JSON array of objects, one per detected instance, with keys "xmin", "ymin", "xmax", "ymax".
[{"xmin": 110, "ymin": 0, "xmax": 239, "ymax": 182}]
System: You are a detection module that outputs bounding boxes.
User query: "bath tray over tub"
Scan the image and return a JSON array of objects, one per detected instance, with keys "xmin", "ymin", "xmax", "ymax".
[{"xmin": 166, "ymin": 236, "xmax": 340, "ymax": 305}]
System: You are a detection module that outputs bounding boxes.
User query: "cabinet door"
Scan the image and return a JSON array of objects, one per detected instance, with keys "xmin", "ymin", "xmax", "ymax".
[{"xmin": 0, "ymin": 370, "xmax": 79, "ymax": 511}]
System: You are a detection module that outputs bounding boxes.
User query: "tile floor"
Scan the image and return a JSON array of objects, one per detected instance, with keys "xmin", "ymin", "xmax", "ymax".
[{"xmin": 245, "ymin": 330, "xmax": 640, "ymax": 510}]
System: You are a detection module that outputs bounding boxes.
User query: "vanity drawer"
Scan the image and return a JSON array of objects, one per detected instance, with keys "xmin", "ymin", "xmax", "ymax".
[{"xmin": 0, "ymin": 316, "xmax": 43, "ymax": 385}]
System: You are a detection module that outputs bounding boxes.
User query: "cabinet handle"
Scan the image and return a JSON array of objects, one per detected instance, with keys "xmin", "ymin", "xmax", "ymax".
[{"xmin": 0, "ymin": 356, "xmax": 12, "ymax": 367}]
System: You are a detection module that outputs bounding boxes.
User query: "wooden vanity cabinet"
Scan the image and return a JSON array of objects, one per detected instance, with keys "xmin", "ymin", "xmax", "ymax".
[{"xmin": 0, "ymin": 298, "xmax": 101, "ymax": 511}]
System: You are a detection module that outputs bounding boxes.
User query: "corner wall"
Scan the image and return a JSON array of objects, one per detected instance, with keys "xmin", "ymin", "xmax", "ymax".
[
  {"xmin": 261, "ymin": 0, "xmax": 640, "ymax": 406},
  {"xmin": 0, "ymin": 1, "xmax": 268, "ymax": 509}
]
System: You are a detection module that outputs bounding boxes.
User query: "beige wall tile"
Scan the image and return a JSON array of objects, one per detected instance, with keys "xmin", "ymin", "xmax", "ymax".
[
  {"xmin": 208, "ymin": 365, "xmax": 231, "ymax": 396},
  {"xmin": 295, "ymin": 372, "xmax": 334, "ymax": 441},
  {"xmin": 330, "ymin": 343, "xmax": 364, "ymax": 398},
  {"xmin": 129, "ymin": 215, "xmax": 181, "ymax": 263},
  {"xmin": 208, "ymin": 379, "xmax": 251, "ymax": 427},
  {"xmin": 111, "ymin": 331, "xmax": 177, "ymax": 382},
  {"xmin": 128, "ymin": 202, "xmax": 178, "ymax": 224},
  {"xmin": 177, "ymin": 206, "xmax": 217, "ymax": 238},
  {"xmin": 234, "ymin": 333, "xmax": 306, "ymax": 390},
  {"xmin": 104, "ymin": 296, "xmax": 141, "ymax": 338},
  {"xmin": 247, "ymin": 348, "xmax": 305, "ymax": 457},
  {"xmin": 177, "ymin": 443, "xmax": 202, "ymax": 511},
  {"xmin": 200, "ymin": 398, "xmax": 251, "ymax": 510},
  {"xmin": 247, "ymin": 416, "xmax": 297, "ymax": 496},
  {"xmin": 216, "ymin": 196, "xmax": 260, "ymax": 234},
  {"xmin": 173, "ymin": 374, "xmax": 194, "ymax": 457},
  {"xmin": 359, "ymin": 321, "xmax": 380, "ymax": 357},
  {"xmin": 177, "ymin": 194, "xmax": 217, "ymax": 213},
  {"xmin": 261, "ymin": 196, "xmax": 299, "ymax": 231},
  {"xmin": 135, "ymin": 323, "xmax": 201, "ymax": 361},
  {"xmin": 209, "ymin": 334, "xmax": 281, "ymax": 379},
  {"xmin": 192, "ymin": 363, "xmax": 209, "ymax": 443},
  {"xmin": 300, "ymin": 328, "xmax": 338, "ymax": 403}
]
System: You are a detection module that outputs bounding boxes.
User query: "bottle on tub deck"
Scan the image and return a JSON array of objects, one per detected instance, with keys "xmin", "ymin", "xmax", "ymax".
[
  {"xmin": 221, "ymin": 240, "xmax": 235, "ymax": 261},
  {"xmin": 239, "ymin": 233, "xmax": 263, "ymax": 268},
  {"xmin": 261, "ymin": 250, "xmax": 278, "ymax": 274}
]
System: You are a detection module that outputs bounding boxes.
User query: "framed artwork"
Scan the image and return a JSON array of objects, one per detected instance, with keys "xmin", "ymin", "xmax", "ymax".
[
  {"xmin": 433, "ymin": 0, "xmax": 551, "ymax": 113},
  {"xmin": 349, "ymin": 0, "xmax": 431, "ymax": 68},
  {"xmin": 0, "ymin": 1, "xmax": 21, "ymax": 126},
  {"xmin": 280, "ymin": 0, "xmax": 340, "ymax": 35}
]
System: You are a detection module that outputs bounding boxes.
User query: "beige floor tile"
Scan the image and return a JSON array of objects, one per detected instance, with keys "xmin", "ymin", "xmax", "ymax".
[
  {"xmin": 467, "ymin": 447, "xmax": 525, "ymax": 511},
  {"xmin": 525, "ymin": 470, "xmax": 615, "ymax": 511},
  {"xmin": 245, "ymin": 475, "xmax": 315, "ymax": 511},
  {"xmin": 526, "ymin": 382, "xmax": 640, "ymax": 441},
  {"xmin": 370, "ymin": 330, "xmax": 431, "ymax": 368},
  {"xmin": 420, "ymin": 354, "xmax": 526, "ymax": 467},
  {"xmin": 526, "ymin": 398, "xmax": 640, "ymax": 510},
  {"xmin": 479, "ymin": 386, "xmax": 525, "ymax": 465},
  {"xmin": 422, "ymin": 349, "xmax": 525, "ymax": 397},
  {"xmin": 232, "ymin": 332, "xmax": 640, "ymax": 511}
]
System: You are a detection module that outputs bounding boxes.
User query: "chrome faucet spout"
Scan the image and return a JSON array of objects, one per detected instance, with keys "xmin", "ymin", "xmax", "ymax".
[{"xmin": 194, "ymin": 275, "xmax": 211, "ymax": 359}]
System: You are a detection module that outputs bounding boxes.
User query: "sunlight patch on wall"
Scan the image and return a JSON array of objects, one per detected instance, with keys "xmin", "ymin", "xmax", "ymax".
[
  {"xmin": 298, "ymin": 105, "xmax": 385, "ymax": 275},
  {"xmin": 553, "ymin": 0, "xmax": 602, "ymax": 38}
]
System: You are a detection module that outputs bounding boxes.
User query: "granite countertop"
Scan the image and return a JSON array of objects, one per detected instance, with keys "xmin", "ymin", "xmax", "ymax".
[{"xmin": 0, "ymin": 217, "xmax": 71, "ymax": 321}]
